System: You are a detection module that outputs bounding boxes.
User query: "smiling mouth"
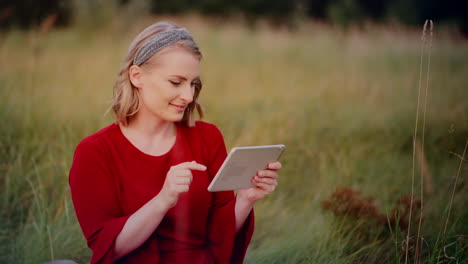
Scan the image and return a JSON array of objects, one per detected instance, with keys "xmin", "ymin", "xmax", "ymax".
[{"xmin": 170, "ymin": 103, "xmax": 187, "ymax": 112}]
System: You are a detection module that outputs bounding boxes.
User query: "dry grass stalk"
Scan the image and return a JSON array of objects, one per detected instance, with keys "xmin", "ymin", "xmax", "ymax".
[
  {"xmin": 414, "ymin": 139, "xmax": 433, "ymax": 195},
  {"xmin": 414, "ymin": 19, "xmax": 433, "ymax": 264},
  {"xmin": 434, "ymin": 142, "xmax": 468, "ymax": 263},
  {"xmin": 443, "ymin": 141, "xmax": 468, "ymax": 238},
  {"xmin": 405, "ymin": 19, "xmax": 429, "ymax": 264}
]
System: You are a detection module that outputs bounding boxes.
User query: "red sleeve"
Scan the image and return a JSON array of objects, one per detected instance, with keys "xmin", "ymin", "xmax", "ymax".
[
  {"xmin": 69, "ymin": 137, "xmax": 130, "ymax": 264},
  {"xmin": 201, "ymin": 122, "xmax": 255, "ymax": 264}
]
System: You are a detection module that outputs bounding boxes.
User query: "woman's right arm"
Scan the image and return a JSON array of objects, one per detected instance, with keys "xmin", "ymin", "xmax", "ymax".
[
  {"xmin": 112, "ymin": 194, "xmax": 169, "ymax": 262},
  {"xmin": 112, "ymin": 161, "xmax": 206, "ymax": 262},
  {"xmin": 70, "ymin": 138, "xmax": 206, "ymax": 263}
]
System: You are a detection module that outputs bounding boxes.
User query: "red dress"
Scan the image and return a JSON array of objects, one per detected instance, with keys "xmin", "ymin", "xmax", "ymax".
[{"xmin": 69, "ymin": 121, "xmax": 254, "ymax": 264}]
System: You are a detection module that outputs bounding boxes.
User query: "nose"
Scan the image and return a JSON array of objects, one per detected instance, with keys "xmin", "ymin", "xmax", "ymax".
[{"xmin": 180, "ymin": 85, "xmax": 194, "ymax": 104}]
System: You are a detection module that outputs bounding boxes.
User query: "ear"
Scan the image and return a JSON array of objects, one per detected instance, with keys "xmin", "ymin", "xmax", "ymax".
[{"xmin": 128, "ymin": 65, "xmax": 144, "ymax": 88}]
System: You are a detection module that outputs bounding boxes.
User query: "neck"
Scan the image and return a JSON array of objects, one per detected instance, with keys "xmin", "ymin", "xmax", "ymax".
[
  {"xmin": 119, "ymin": 110, "xmax": 177, "ymax": 156},
  {"xmin": 124, "ymin": 110, "xmax": 176, "ymax": 139}
]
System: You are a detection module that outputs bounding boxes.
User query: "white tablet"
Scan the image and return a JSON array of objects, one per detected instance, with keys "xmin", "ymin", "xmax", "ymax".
[{"xmin": 207, "ymin": 144, "xmax": 286, "ymax": 192}]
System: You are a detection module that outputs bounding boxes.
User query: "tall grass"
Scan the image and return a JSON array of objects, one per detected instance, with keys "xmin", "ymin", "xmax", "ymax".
[{"xmin": 0, "ymin": 14, "xmax": 467, "ymax": 264}]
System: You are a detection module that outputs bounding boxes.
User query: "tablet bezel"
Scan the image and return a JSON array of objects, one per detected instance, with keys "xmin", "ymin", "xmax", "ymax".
[{"xmin": 207, "ymin": 144, "xmax": 286, "ymax": 192}]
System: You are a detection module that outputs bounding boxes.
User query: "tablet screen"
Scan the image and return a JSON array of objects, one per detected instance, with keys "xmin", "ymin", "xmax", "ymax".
[{"xmin": 207, "ymin": 144, "xmax": 285, "ymax": 192}]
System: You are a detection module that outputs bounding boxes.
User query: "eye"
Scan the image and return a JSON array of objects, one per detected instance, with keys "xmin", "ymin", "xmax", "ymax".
[{"xmin": 169, "ymin": 80, "xmax": 181, "ymax": 86}]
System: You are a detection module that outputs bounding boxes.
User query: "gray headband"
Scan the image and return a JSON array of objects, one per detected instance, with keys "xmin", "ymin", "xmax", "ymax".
[{"xmin": 133, "ymin": 28, "xmax": 195, "ymax": 66}]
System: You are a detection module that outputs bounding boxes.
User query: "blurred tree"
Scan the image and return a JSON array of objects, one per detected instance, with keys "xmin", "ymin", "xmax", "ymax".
[
  {"xmin": 421, "ymin": 0, "xmax": 468, "ymax": 35},
  {"xmin": 388, "ymin": 0, "xmax": 468, "ymax": 34},
  {"xmin": 307, "ymin": 0, "xmax": 386, "ymax": 22},
  {"xmin": 233, "ymin": 0, "xmax": 297, "ymax": 26},
  {"xmin": 234, "ymin": 0, "xmax": 296, "ymax": 18},
  {"xmin": 1, "ymin": 0, "xmax": 467, "ymax": 36},
  {"xmin": 0, "ymin": 0, "xmax": 72, "ymax": 29},
  {"xmin": 197, "ymin": 0, "xmax": 233, "ymax": 16},
  {"xmin": 387, "ymin": 0, "xmax": 426, "ymax": 25},
  {"xmin": 305, "ymin": 0, "xmax": 331, "ymax": 19},
  {"xmin": 151, "ymin": 0, "xmax": 297, "ymax": 22},
  {"xmin": 307, "ymin": 0, "xmax": 467, "ymax": 35},
  {"xmin": 327, "ymin": 0, "xmax": 363, "ymax": 29},
  {"xmin": 151, "ymin": 0, "xmax": 192, "ymax": 14},
  {"xmin": 358, "ymin": 0, "xmax": 386, "ymax": 20}
]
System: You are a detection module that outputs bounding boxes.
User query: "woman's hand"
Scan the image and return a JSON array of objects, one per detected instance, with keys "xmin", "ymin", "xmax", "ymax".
[
  {"xmin": 237, "ymin": 161, "xmax": 282, "ymax": 204},
  {"xmin": 158, "ymin": 161, "xmax": 206, "ymax": 209},
  {"xmin": 114, "ymin": 161, "xmax": 206, "ymax": 261}
]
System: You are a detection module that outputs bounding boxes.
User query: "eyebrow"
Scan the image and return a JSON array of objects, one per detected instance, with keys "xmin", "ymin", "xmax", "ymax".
[{"xmin": 169, "ymin": 75, "xmax": 201, "ymax": 82}]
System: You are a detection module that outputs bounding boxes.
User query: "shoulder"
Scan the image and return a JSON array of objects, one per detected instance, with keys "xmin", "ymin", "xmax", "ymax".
[
  {"xmin": 193, "ymin": 121, "xmax": 223, "ymax": 138},
  {"xmin": 74, "ymin": 123, "xmax": 119, "ymax": 158},
  {"xmin": 79, "ymin": 123, "xmax": 119, "ymax": 145},
  {"xmin": 179, "ymin": 120, "xmax": 225, "ymax": 146},
  {"xmin": 179, "ymin": 121, "xmax": 227, "ymax": 165},
  {"xmin": 180, "ymin": 121, "xmax": 225, "ymax": 143}
]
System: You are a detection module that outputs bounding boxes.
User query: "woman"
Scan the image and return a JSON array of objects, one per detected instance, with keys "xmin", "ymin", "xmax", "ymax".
[{"xmin": 69, "ymin": 21, "xmax": 282, "ymax": 264}]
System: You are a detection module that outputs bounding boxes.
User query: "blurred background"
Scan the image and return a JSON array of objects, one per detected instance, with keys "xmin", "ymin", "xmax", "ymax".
[{"xmin": 0, "ymin": 0, "xmax": 467, "ymax": 263}]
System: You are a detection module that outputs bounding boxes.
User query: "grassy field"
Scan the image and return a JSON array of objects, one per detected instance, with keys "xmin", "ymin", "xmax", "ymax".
[{"xmin": 0, "ymin": 14, "xmax": 467, "ymax": 264}]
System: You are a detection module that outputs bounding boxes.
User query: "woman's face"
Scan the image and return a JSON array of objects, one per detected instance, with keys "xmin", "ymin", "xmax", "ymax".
[{"xmin": 133, "ymin": 46, "xmax": 201, "ymax": 123}]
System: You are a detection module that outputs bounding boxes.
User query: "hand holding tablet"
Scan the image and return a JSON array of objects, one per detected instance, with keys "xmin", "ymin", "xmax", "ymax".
[{"xmin": 207, "ymin": 144, "xmax": 286, "ymax": 192}]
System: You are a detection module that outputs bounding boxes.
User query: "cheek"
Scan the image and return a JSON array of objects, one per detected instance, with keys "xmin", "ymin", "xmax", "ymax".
[
  {"xmin": 140, "ymin": 84, "xmax": 175, "ymax": 108},
  {"xmin": 140, "ymin": 88, "xmax": 157, "ymax": 104}
]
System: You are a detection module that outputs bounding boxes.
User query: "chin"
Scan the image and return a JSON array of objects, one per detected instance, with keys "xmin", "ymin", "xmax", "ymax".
[{"xmin": 165, "ymin": 114, "xmax": 184, "ymax": 123}]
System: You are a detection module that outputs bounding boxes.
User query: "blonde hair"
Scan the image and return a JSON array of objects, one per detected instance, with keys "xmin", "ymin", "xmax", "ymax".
[{"xmin": 111, "ymin": 21, "xmax": 204, "ymax": 126}]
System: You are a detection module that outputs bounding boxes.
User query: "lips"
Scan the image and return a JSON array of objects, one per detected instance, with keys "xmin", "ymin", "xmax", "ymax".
[{"xmin": 169, "ymin": 103, "xmax": 187, "ymax": 112}]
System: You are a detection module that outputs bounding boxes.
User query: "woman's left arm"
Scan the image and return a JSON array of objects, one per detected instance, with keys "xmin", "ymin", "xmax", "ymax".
[{"xmin": 235, "ymin": 161, "xmax": 282, "ymax": 232}]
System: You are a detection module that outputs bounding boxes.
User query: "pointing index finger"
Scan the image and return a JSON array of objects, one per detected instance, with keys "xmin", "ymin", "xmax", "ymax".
[{"xmin": 181, "ymin": 161, "xmax": 207, "ymax": 171}]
